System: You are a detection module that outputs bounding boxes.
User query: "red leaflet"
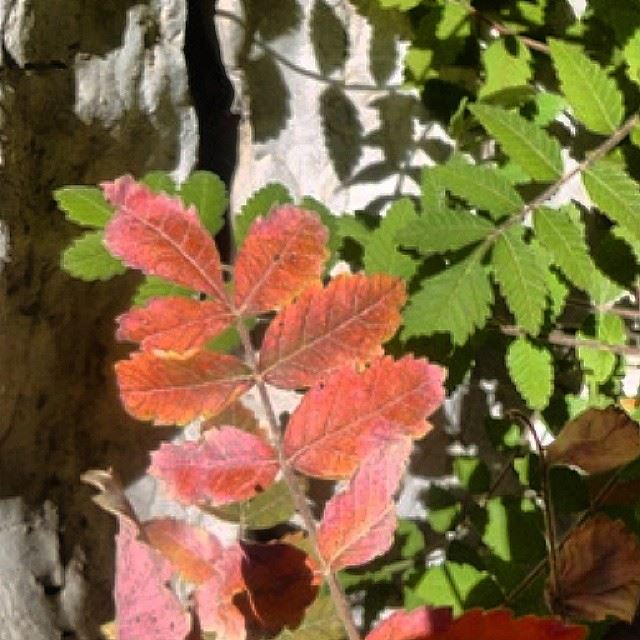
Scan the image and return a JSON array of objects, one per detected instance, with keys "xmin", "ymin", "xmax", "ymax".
[
  {"xmin": 115, "ymin": 516, "xmax": 191, "ymax": 640},
  {"xmin": 365, "ymin": 608, "xmax": 453, "ymax": 640},
  {"xmin": 117, "ymin": 296, "xmax": 234, "ymax": 352},
  {"xmin": 195, "ymin": 544, "xmax": 248, "ymax": 640},
  {"xmin": 260, "ymin": 273, "xmax": 406, "ymax": 389},
  {"xmin": 234, "ymin": 205, "xmax": 328, "ymax": 315},
  {"xmin": 143, "ymin": 518, "xmax": 222, "ymax": 584},
  {"xmin": 103, "ymin": 176, "xmax": 228, "ymax": 302},
  {"xmin": 241, "ymin": 541, "xmax": 319, "ymax": 632},
  {"xmin": 285, "ymin": 356, "xmax": 446, "ymax": 478},
  {"xmin": 150, "ymin": 427, "xmax": 279, "ymax": 505},
  {"xmin": 115, "ymin": 350, "xmax": 251, "ymax": 425},
  {"xmin": 317, "ymin": 439, "xmax": 411, "ymax": 570}
]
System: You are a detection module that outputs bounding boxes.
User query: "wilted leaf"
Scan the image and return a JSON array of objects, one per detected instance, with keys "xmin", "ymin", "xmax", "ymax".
[
  {"xmin": 546, "ymin": 514, "xmax": 640, "ymax": 622},
  {"xmin": 234, "ymin": 205, "xmax": 329, "ymax": 315},
  {"xmin": 260, "ymin": 273, "xmax": 405, "ymax": 389},
  {"xmin": 116, "ymin": 296, "xmax": 233, "ymax": 352},
  {"xmin": 284, "ymin": 356, "xmax": 445, "ymax": 478},
  {"xmin": 103, "ymin": 176, "xmax": 229, "ymax": 303},
  {"xmin": 115, "ymin": 516, "xmax": 191, "ymax": 640},
  {"xmin": 365, "ymin": 607, "xmax": 452, "ymax": 640},
  {"xmin": 115, "ymin": 350, "xmax": 251, "ymax": 425},
  {"xmin": 150, "ymin": 427, "xmax": 278, "ymax": 505},
  {"xmin": 546, "ymin": 406, "xmax": 640, "ymax": 474},
  {"xmin": 317, "ymin": 439, "xmax": 411, "ymax": 570},
  {"xmin": 143, "ymin": 518, "xmax": 222, "ymax": 584}
]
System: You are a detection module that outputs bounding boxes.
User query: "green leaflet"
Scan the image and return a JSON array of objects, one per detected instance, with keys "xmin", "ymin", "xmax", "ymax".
[
  {"xmin": 506, "ymin": 337, "xmax": 553, "ymax": 410},
  {"xmin": 234, "ymin": 183, "xmax": 292, "ymax": 246},
  {"xmin": 132, "ymin": 276, "xmax": 194, "ymax": 307},
  {"xmin": 61, "ymin": 231, "xmax": 125, "ymax": 281},
  {"xmin": 363, "ymin": 197, "xmax": 419, "ymax": 280},
  {"xmin": 433, "ymin": 160, "xmax": 524, "ymax": 220},
  {"xmin": 402, "ymin": 252, "xmax": 493, "ymax": 345},
  {"xmin": 584, "ymin": 161, "xmax": 640, "ymax": 244},
  {"xmin": 577, "ymin": 313, "xmax": 626, "ymax": 385},
  {"xmin": 54, "ymin": 186, "xmax": 113, "ymax": 228},
  {"xmin": 179, "ymin": 171, "xmax": 228, "ymax": 235},
  {"xmin": 623, "ymin": 28, "xmax": 640, "ymax": 85},
  {"xmin": 470, "ymin": 104, "xmax": 563, "ymax": 181},
  {"xmin": 274, "ymin": 596, "xmax": 345, "ymax": 640},
  {"xmin": 479, "ymin": 38, "xmax": 532, "ymax": 99},
  {"xmin": 548, "ymin": 39, "xmax": 624, "ymax": 134},
  {"xmin": 492, "ymin": 229, "xmax": 548, "ymax": 335},
  {"xmin": 141, "ymin": 171, "xmax": 177, "ymax": 194},
  {"xmin": 421, "ymin": 166, "xmax": 446, "ymax": 213},
  {"xmin": 397, "ymin": 208, "xmax": 494, "ymax": 255},
  {"xmin": 299, "ymin": 196, "xmax": 340, "ymax": 266},
  {"xmin": 531, "ymin": 92, "xmax": 567, "ymax": 127}
]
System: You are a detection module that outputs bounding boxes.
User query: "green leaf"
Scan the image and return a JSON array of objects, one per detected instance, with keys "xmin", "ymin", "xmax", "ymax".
[
  {"xmin": 336, "ymin": 214, "xmax": 371, "ymax": 246},
  {"xmin": 300, "ymin": 196, "xmax": 340, "ymax": 265},
  {"xmin": 479, "ymin": 38, "xmax": 532, "ymax": 99},
  {"xmin": 54, "ymin": 186, "xmax": 113, "ymax": 228},
  {"xmin": 132, "ymin": 276, "xmax": 194, "ymax": 307},
  {"xmin": 61, "ymin": 231, "xmax": 125, "ymax": 281},
  {"xmin": 363, "ymin": 198, "xmax": 419, "ymax": 280},
  {"xmin": 407, "ymin": 562, "xmax": 502, "ymax": 615},
  {"xmin": 492, "ymin": 228, "xmax": 548, "ymax": 335},
  {"xmin": 402, "ymin": 252, "xmax": 493, "ymax": 345},
  {"xmin": 577, "ymin": 313, "xmax": 626, "ymax": 384},
  {"xmin": 425, "ymin": 486, "xmax": 460, "ymax": 534},
  {"xmin": 274, "ymin": 596, "xmax": 345, "ymax": 640},
  {"xmin": 420, "ymin": 166, "xmax": 446, "ymax": 213},
  {"xmin": 613, "ymin": 224, "xmax": 640, "ymax": 264},
  {"xmin": 179, "ymin": 171, "xmax": 228, "ymax": 235},
  {"xmin": 433, "ymin": 160, "xmax": 524, "ymax": 220},
  {"xmin": 234, "ymin": 183, "xmax": 292, "ymax": 246},
  {"xmin": 453, "ymin": 457, "xmax": 490, "ymax": 494},
  {"xmin": 623, "ymin": 28, "xmax": 640, "ymax": 85},
  {"xmin": 470, "ymin": 104, "xmax": 563, "ymax": 181},
  {"xmin": 584, "ymin": 161, "xmax": 640, "ymax": 243},
  {"xmin": 141, "ymin": 171, "xmax": 177, "ymax": 194},
  {"xmin": 534, "ymin": 205, "xmax": 597, "ymax": 293},
  {"xmin": 397, "ymin": 209, "xmax": 494, "ymax": 255},
  {"xmin": 531, "ymin": 92, "xmax": 567, "ymax": 127},
  {"xmin": 548, "ymin": 39, "xmax": 624, "ymax": 134},
  {"xmin": 506, "ymin": 337, "xmax": 553, "ymax": 410}
]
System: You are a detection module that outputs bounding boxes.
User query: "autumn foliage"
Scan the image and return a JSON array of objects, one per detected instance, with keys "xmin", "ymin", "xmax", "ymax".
[{"xmin": 78, "ymin": 176, "xmax": 623, "ymax": 640}]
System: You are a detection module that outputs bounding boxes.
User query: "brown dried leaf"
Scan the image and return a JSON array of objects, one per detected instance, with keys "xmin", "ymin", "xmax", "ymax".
[
  {"xmin": 546, "ymin": 514, "xmax": 640, "ymax": 622},
  {"xmin": 546, "ymin": 406, "xmax": 640, "ymax": 474}
]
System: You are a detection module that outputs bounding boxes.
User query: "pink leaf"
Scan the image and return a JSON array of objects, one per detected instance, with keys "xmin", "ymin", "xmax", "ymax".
[
  {"xmin": 285, "ymin": 356, "xmax": 446, "ymax": 478},
  {"xmin": 317, "ymin": 439, "xmax": 412, "ymax": 570},
  {"xmin": 366, "ymin": 608, "xmax": 453, "ymax": 640},
  {"xmin": 117, "ymin": 296, "xmax": 234, "ymax": 352},
  {"xmin": 115, "ymin": 516, "xmax": 191, "ymax": 640},
  {"xmin": 103, "ymin": 176, "xmax": 228, "ymax": 302},
  {"xmin": 234, "ymin": 205, "xmax": 329, "ymax": 315},
  {"xmin": 150, "ymin": 427, "xmax": 279, "ymax": 505}
]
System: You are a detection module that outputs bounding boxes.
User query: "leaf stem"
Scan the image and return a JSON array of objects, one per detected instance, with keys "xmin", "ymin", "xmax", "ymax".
[{"xmin": 235, "ymin": 319, "xmax": 362, "ymax": 640}]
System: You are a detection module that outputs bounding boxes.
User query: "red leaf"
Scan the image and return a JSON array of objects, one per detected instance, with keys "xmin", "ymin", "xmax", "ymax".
[
  {"xmin": 143, "ymin": 518, "xmax": 222, "ymax": 584},
  {"xmin": 195, "ymin": 544, "xmax": 248, "ymax": 640},
  {"xmin": 103, "ymin": 176, "xmax": 228, "ymax": 302},
  {"xmin": 234, "ymin": 205, "xmax": 329, "ymax": 315},
  {"xmin": 260, "ymin": 273, "xmax": 406, "ymax": 389},
  {"xmin": 285, "ymin": 356, "xmax": 446, "ymax": 478},
  {"xmin": 115, "ymin": 516, "xmax": 191, "ymax": 640},
  {"xmin": 241, "ymin": 541, "xmax": 319, "ymax": 632},
  {"xmin": 317, "ymin": 439, "xmax": 411, "ymax": 570},
  {"xmin": 150, "ymin": 427, "xmax": 279, "ymax": 505},
  {"xmin": 365, "ymin": 608, "xmax": 453, "ymax": 640},
  {"xmin": 115, "ymin": 350, "xmax": 251, "ymax": 425},
  {"xmin": 117, "ymin": 296, "xmax": 234, "ymax": 352}
]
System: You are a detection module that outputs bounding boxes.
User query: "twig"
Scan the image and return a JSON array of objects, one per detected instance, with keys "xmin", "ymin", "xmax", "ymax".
[{"xmin": 235, "ymin": 320, "xmax": 362, "ymax": 640}]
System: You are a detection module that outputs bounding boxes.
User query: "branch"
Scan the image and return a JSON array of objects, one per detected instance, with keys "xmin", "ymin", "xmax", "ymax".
[{"xmin": 235, "ymin": 320, "xmax": 362, "ymax": 640}]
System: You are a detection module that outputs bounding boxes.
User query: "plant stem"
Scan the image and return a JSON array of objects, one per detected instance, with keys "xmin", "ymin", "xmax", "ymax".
[{"xmin": 235, "ymin": 320, "xmax": 362, "ymax": 640}]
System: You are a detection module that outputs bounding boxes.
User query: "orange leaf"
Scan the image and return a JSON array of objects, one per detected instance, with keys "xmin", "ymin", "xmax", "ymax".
[
  {"xmin": 115, "ymin": 516, "xmax": 191, "ymax": 640},
  {"xmin": 115, "ymin": 350, "xmax": 251, "ymax": 426},
  {"xmin": 546, "ymin": 406, "xmax": 640, "ymax": 474},
  {"xmin": 241, "ymin": 541, "xmax": 319, "ymax": 633},
  {"xmin": 365, "ymin": 608, "xmax": 453, "ymax": 640},
  {"xmin": 317, "ymin": 438, "xmax": 411, "ymax": 570},
  {"xmin": 116, "ymin": 296, "xmax": 234, "ymax": 352},
  {"xmin": 234, "ymin": 205, "xmax": 329, "ymax": 315},
  {"xmin": 143, "ymin": 518, "xmax": 222, "ymax": 584},
  {"xmin": 546, "ymin": 514, "xmax": 640, "ymax": 622},
  {"xmin": 285, "ymin": 356, "xmax": 445, "ymax": 478},
  {"xmin": 195, "ymin": 544, "xmax": 248, "ymax": 640},
  {"xmin": 103, "ymin": 176, "xmax": 229, "ymax": 302},
  {"xmin": 150, "ymin": 427, "xmax": 279, "ymax": 505},
  {"xmin": 260, "ymin": 273, "xmax": 406, "ymax": 389}
]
